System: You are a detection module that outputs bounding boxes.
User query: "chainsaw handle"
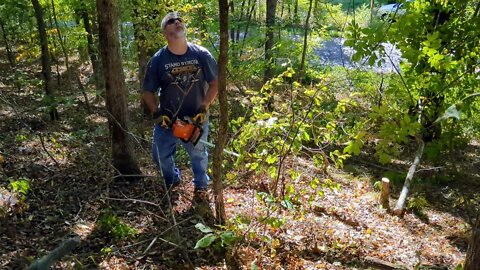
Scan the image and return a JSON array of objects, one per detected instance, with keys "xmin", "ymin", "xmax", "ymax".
[{"xmin": 192, "ymin": 112, "xmax": 206, "ymax": 124}]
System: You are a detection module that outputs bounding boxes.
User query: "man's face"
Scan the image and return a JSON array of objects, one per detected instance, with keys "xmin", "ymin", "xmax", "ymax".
[{"xmin": 163, "ymin": 16, "xmax": 186, "ymax": 40}]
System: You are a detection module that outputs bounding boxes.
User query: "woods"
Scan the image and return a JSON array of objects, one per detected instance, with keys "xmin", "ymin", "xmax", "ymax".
[{"xmin": 1, "ymin": 0, "xmax": 480, "ymax": 269}]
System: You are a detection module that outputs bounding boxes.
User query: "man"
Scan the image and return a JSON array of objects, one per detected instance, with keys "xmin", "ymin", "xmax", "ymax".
[{"xmin": 141, "ymin": 12, "xmax": 218, "ymax": 203}]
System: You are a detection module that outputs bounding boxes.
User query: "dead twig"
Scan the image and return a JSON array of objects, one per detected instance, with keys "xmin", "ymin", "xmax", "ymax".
[
  {"xmin": 105, "ymin": 197, "xmax": 160, "ymax": 208},
  {"xmin": 38, "ymin": 133, "xmax": 60, "ymax": 166}
]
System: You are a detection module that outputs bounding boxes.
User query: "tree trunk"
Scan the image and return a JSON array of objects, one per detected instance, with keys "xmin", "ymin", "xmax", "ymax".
[
  {"xmin": 51, "ymin": 0, "xmax": 73, "ymax": 89},
  {"xmin": 96, "ymin": 0, "xmax": 141, "ymax": 179},
  {"xmin": 213, "ymin": 0, "xmax": 229, "ymax": 225},
  {"xmin": 31, "ymin": 0, "xmax": 58, "ymax": 121},
  {"xmin": 393, "ymin": 139, "xmax": 425, "ymax": 216},
  {"xmin": 239, "ymin": 0, "xmax": 255, "ymax": 58},
  {"xmin": 474, "ymin": 1, "xmax": 480, "ymax": 17},
  {"xmin": 370, "ymin": 0, "xmax": 375, "ymax": 22},
  {"xmin": 465, "ymin": 212, "xmax": 480, "ymax": 270},
  {"xmin": 235, "ymin": 0, "xmax": 247, "ymax": 42},
  {"xmin": 80, "ymin": 5, "xmax": 103, "ymax": 91},
  {"xmin": 131, "ymin": 3, "xmax": 159, "ymax": 89},
  {"xmin": 294, "ymin": 0, "xmax": 299, "ymax": 23},
  {"xmin": 229, "ymin": 0, "xmax": 235, "ymax": 42},
  {"xmin": 264, "ymin": 0, "xmax": 277, "ymax": 82},
  {"xmin": 299, "ymin": 0, "xmax": 313, "ymax": 80},
  {"xmin": 0, "ymin": 18, "xmax": 15, "ymax": 67}
]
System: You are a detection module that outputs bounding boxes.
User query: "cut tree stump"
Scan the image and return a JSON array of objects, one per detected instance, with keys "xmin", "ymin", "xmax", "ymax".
[{"xmin": 380, "ymin": 177, "xmax": 390, "ymax": 210}]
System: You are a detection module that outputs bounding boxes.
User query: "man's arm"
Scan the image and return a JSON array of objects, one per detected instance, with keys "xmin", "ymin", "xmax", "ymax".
[
  {"xmin": 203, "ymin": 79, "xmax": 218, "ymax": 110},
  {"xmin": 141, "ymin": 91, "xmax": 159, "ymax": 116}
]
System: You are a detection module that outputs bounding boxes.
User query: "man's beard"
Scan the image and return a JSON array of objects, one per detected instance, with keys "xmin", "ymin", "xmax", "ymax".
[{"xmin": 167, "ymin": 25, "xmax": 186, "ymax": 39}]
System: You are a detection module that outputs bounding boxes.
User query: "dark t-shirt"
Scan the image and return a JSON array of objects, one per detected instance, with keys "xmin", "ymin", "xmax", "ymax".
[{"xmin": 142, "ymin": 43, "xmax": 217, "ymax": 118}]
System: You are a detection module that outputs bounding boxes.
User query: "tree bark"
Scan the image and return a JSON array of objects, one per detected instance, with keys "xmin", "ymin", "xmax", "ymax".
[
  {"xmin": 370, "ymin": 0, "xmax": 375, "ymax": 22},
  {"xmin": 465, "ymin": 212, "xmax": 480, "ymax": 270},
  {"xmin": 229, "ymin": 0, "xmax": 235, "ymax": 42},
  {"xmin": 294, "ymin": 0, "xmax": 299, "ymax": 23},
  {"xmin": 31, "ymin": 0, "xmax": 58, "ymax": 121},
  {"xmin": 132, "ymin": 5, "xmax": 155, "ymax": 88},
  {"xmin": 0, "ymin": 18, "xmax": 15, "ymax": 67},
  {"xmin": 239, "ymin": 0, "xmax": 255, "ymax": 57},
  {"xmin": 264, "ymin": 0, "xmax": 277, "ymax": 82},
  {"xmin": 235, "ymin": 0, "xmax": 247, "ymax": 42},
  {"xmin": 299, "ymin": 0, "xmax": 313, "ymax": 80},
  {"xmin": 80, "ymin": 4, "xmax": 103, "ymax": 91},
  {"xmin": 213, "ymin": 0, "xmax": 229, "ymax": 225},
  {"xmin": 96, "ymin": 0, "xmax": 141, "ymax": 179}
]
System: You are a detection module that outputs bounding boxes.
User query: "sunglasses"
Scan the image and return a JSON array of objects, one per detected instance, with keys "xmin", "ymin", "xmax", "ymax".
[{"xmin": 165, "ymin": 17, "xmax": 183, "ymax": 26}]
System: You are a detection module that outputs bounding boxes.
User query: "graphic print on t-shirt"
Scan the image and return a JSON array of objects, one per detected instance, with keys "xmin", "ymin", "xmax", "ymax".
[{"xmin": 165, "ymin": 60, "xmax": 202, "ymax": 96}]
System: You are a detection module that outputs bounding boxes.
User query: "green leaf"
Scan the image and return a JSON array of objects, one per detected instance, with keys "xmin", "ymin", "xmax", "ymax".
[
  {"xmin": 343, "ymin": 141, "xmax": 361, "ymax": 155},
  {"xmin": 266, "ymin": 155, "xmax": 277, "ymax": 164},
  {"xmin": 435, "ymin": 103, "xmax": 461, "ymax": 123},
  {"xmin": 368, "ymin": 53, "xmax": 377, "ymax": 66},
  {"xmin": 378, "ymin": 153, "xmax": 391, "ymax": 164},
  {"xmin": 194, "ymin": 233, "xmax": 217, "ymax": 249},
  {"xmin": 195, "ymin": 223, "xmax": 213, "ymax": 233},
  {"xmin": 220, "ymin": 232, "xmax": 237, "ymax": 246}
]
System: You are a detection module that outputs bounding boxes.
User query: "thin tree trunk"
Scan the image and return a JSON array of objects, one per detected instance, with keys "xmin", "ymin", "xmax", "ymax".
[
  {"xmin": 239, "ymin": 1, "xmax": 256, "ymax": 57},
  {"xmin": 31, "ymin": 0, "xmax": 58, "ymax": 120},
  {"xmin": 0, "ymin": 18, "xmax": 15, "ymax": 67},
  {"xmin": 45, "ymin": 6, "xmax": 61, "ymax": 87},
  {"xmin": 370, "ymin": 0, "xmax": 375, "ymax": 22},
  {"xmin": 213, "ymin": 0, "xmax": 229, "ymax": 225},
  {"xmin": 280, "ymin": 0, "xmax": 285, "ymax": 19},
  {"xmin": 294, "ymin": 0, "xmax": 299, "ymax": 23},
  {"xmin": 229, "ymin": 0, "xmax": 235, "ymax": 42},
  {"xmin": 299, "ymin": 0, "xmax": 313, "ymax": 80},
  {"xmin": 80, "ymin": 5, "xmax": 103, "ymax": 91},
  {"xmin": 465, "ymin": 212, "xmax": 480, "ymax": 270},
  {"xmin": 235, "ymin": 0, "xmax": 247, "ymax": 42},
  {"xmin": 393, "ymin": 139, "xmax": 425, "ymax": 216},
  {"xmin": 51, "ymin": 0, "xmax": 73, "ymax": 90},
  {"xmin": 96, "ymin": 0, "xmax": 141, "ymax": 179},
  {"xmin": 474, "ymin": 1, "xmax": 480, "ymax": 17},
  {"xmin": 264, "ymin": 0, "xmax": 277, "ymax": 82}
]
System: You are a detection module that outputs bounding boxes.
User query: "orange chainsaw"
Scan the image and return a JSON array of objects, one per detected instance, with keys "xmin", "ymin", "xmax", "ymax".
[{"xmin": 172, "ymin": 114, "xmax": 205, "ymax": 146}]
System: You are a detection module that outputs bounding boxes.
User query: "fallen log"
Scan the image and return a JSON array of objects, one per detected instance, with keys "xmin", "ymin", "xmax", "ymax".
[
  {"xmin": 393, "ymin": 139, "xmax": 425, "ymax": 216},
  {"xmin": 27, "ymin": 236, "xmax": 80, "ymax": 270}
]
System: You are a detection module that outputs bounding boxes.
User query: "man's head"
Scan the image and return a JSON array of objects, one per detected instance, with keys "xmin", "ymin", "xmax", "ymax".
[{"xmin": 161, "ymin": 11, "xmax": 186, "ymax": 40}]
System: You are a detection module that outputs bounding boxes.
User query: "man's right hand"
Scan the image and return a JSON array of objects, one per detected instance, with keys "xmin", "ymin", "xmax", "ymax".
[{"xmin": 152, "ymin": 111, "xmax": 172, "ymax": 128}]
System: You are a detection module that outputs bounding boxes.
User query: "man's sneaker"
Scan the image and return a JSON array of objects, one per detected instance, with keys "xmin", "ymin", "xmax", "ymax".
[{"xmin": 193, "ymin": 188, "xmax": 210, "ymax": 206}]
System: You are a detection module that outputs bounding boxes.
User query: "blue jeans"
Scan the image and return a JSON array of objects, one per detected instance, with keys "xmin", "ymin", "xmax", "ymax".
[{"xmin": 152, "ymin": 120, "xmax": 210, "ymax": 189}]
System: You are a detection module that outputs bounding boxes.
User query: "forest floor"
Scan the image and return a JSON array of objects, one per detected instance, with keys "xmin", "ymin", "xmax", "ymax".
[{"xmin": 1, "ymin": 52, "xmax": 480, "ymax": 270}]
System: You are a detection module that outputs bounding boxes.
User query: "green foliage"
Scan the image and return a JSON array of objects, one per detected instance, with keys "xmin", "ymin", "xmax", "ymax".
[
  {"xmin": 343, "ymin": 0, "xmax": 480, "ymax": 164},
  {"xmin": 100, "ymin": 246, "xmax": 113, "ymax": 255},
  {"xmin": 194, "ymin": 223, "xmax": 239, "ymax": 250},
  {"xmin": 15, "ymin": 134, "xmax": 28, "ymax": 143},
  {"xmin": 407, "ymin": 195, "xmax": 429, "ymax": 211},
  {"xmin": 98, "ymin": 210, "xmax": 137, "ymax": 240},
  {"xmin": 9, "ymin": 178, "xmax": 30, "ymax": 200}
]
